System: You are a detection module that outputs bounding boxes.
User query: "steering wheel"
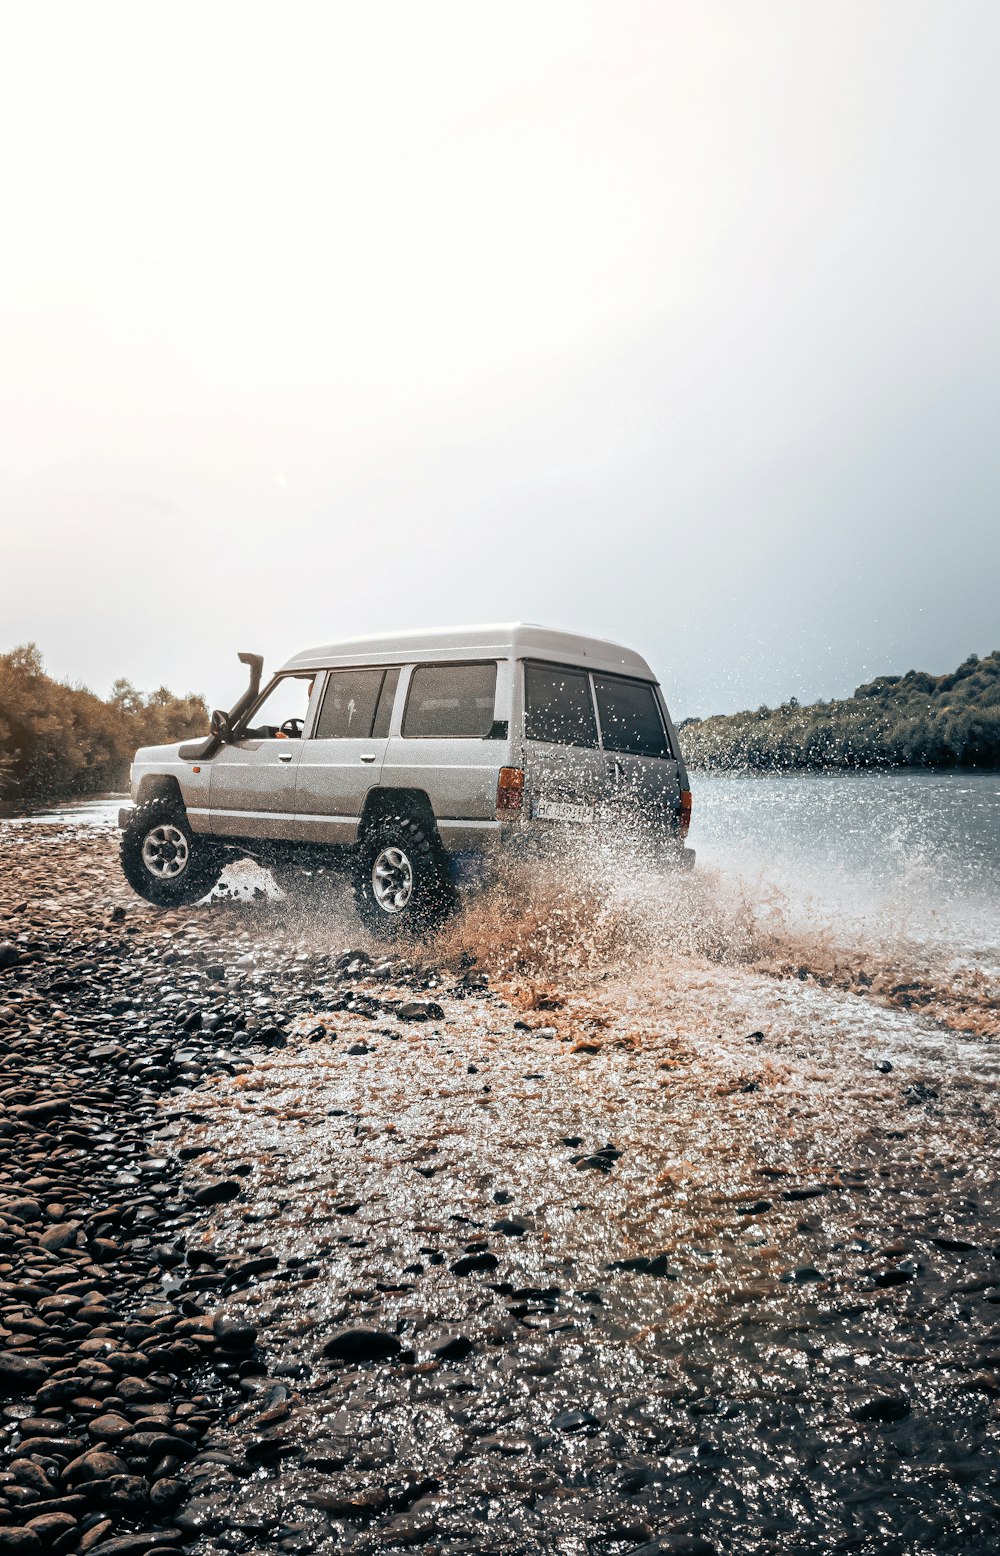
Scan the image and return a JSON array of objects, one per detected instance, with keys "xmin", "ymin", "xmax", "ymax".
[{"xmin": 278, "ymin": 718, "xmax": 304, "ymax": 738}]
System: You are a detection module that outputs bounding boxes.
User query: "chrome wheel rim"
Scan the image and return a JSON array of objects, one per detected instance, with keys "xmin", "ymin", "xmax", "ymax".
[
  {"xmin": 372, "ymin": 845, "xmax": 413, "ymax": 913},
  {"xmin": 141, "ymin": 823, "xmax": 190, "ymax": 879}
]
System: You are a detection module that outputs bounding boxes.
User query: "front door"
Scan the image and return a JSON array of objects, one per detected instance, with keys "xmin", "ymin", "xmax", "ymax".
[
  {"xmin": 295, "ymin": 667, "xmax": 399, "ymax": 843},
  {"xmin": 209, "ymin": 673, "xmax": 316, "ymax": 839}
]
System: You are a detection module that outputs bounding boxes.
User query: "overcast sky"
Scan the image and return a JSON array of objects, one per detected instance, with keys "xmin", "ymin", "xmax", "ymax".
[{"xmin": 2, "ymin": 1, "xmax": 998, "ymax": 717}]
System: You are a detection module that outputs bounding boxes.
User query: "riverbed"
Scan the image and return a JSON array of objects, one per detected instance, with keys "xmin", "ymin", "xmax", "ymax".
[{"xmin": 1, "ymin": 776, "xmax": 999, "ymax": 1554}]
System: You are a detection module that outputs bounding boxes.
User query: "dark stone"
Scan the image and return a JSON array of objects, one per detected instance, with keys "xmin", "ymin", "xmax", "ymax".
[
  {"xmin": 428, "ymin": 1331, "xmax": 475, "ymax": 1361},
  {"xmin": 450, "ymin": 1251, "xmax": 499, "ymax": 1276},
  {"xmin": 63, "ymin": 1447, "xmax": 129, "ymax": 1484},
  {"xmin": 87, "ymin": 1412, "xmax": 132, "ymax": 1441},
  {"xmin": 95, "ymin": 1474, "xmax": 151, "ymax": 1513},
  {"xmin": 192, "ymin": 1179, "xmax": 242, "ymax": 1207},
  {"xmin": 149, "ymin": 1478, "xmax": 186, "ymax": 1512},
  {"xmin": 323, "ymin": 1327, "xmax": 402, "ymax": 1363},
  {"xmin": 38, "ymin": 1221, "xmax": 80, "ymax": 1252},
  {"xmin": 622, "ymin": 1540, "xmax": 716, "ymax": 1556},
  {"xmin": 551, "ymin": 1408, "xmax": 602, "ymax": 1436},
  {"xmin": 212, "ymin": 1311, "xmax": 258, "ymax": 1352},
  {"xmin": 397, "ymin": 1001, "xmax": 445, "ymax": 1022},
  {"xmin": 24, "ymin": 1512, "xmax": 77, "ymax": 1543},
  {"xmin": 781, "ymin": 1266, "xmax": 822, "ymax": 1283},
  {"xmin": 874, "ymin": 1059, "xmax": 893, "ymax": 1073},
  {"xmin": 0, "ymin": 1353, "xmax": 49, "ymax": 1391},
  {"xmin": 0, "ymin": 942, "xmax": 21, "ymax": 970},
  {"xmin": 0, "ymin": 1531, "xmax": 41, "ymax": 1556},
  {"xmin": 608, "ymin": 1254, "xmax": 677, "ymax": 1279},
  {"xmin": 736, "ymin": 1200, "xmax": 771, "ymax": 1216},
  {"xmin": 84, "ymin": 1536, "xmax": 182, "ymax": 1556},
  {"xmin": 875, "ymin": 1267, "xmax": 913, "ymax": 1287},
  {"xmin": 491, "ymin": 1219, "xmax": 527, "ymax": 1237},
  {"xmin": 851, "ymin": 1393, "xmax": 911, "ymax": 1423}
]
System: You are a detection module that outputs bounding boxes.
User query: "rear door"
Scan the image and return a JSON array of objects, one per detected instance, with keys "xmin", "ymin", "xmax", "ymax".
[
  {"xmin": 521, "ymin": 661, "xmax": 606, "ymax": 824},
  {"xmin": 591, "ymin": 673, "xmax": 680, "ymax": 824},
  {"xmin": 380, "ymin": 661, "xmax": 504, "ymax": 842},
  {"xmin": 295, "ymin": 667, "xmax": 399, "ymax": 843}
]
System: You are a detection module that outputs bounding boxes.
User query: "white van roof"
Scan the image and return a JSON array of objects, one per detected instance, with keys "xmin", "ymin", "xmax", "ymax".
[{"xmin": 281, "ymin": 623, "xmax": 656, "ymax": 679}]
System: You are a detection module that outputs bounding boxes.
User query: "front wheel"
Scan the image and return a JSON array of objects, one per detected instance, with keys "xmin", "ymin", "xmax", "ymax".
[
  {"xmin": 352, "ymin": 814, "xmax": 454, "ymax": 938},
  {"xmin": 120, "ymin": 797, "xmax": 224, "ymax": 907}
]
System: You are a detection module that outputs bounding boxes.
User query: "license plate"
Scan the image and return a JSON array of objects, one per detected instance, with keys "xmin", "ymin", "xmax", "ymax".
[{"xmin": 533, "ymin": 797, "xmax": 595, "ymax": 824}]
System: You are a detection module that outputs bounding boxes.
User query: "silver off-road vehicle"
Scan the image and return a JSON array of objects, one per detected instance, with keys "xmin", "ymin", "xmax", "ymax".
[{"xmin": 119, "ymin": 624, "xmax": 693, "ymax": 934}]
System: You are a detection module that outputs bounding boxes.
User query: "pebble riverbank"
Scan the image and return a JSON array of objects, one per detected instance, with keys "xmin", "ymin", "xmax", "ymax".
[{"xmin": 1, "ymin": 825, "xmax": 999, "ymax": 1556}]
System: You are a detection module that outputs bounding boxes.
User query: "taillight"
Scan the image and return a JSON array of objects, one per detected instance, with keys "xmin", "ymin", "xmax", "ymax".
[
  {"xmin": 678, "ymin": 788, "xmax": 692, "ymax": 839},
  {"xmin": 496, "ymin": 767, "xmax": 524, "ymax": 817}
]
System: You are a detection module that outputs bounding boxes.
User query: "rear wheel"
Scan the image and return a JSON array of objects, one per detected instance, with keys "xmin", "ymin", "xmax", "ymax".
[
  {"xmin": 121, "ymin": 796, "xmax": 224, "ymax": 907},
  {"xmin": 353, "ymin": 814, "xmax": 454, "ymax": 938}
]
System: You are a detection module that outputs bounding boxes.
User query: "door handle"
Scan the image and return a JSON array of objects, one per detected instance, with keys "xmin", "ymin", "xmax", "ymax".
[
  {"xmin": 360, "ymin": 752, "xmax": 377, "ymax": 763},
  {"xmin": 278, "ymin": 752, "xmax": 293, "ymax": 763}
]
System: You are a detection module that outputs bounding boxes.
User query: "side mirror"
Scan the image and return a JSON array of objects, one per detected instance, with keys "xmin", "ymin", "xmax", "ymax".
[{"xmin": 210, "ymin": 709, "xmax": 231, "ymax": 741}]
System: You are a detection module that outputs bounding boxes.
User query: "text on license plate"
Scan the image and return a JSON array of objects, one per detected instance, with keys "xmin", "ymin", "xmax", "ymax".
[{"xmin": 533, "ymin": 797, "xmax": 595, "ymax": 824}]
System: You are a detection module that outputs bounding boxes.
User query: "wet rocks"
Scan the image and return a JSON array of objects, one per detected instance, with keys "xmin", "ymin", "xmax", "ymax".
[
  {"xmin": 0, "ymin": 1353, "xmax": 50, "ymax": 1391},
  {"xmin": 323, "ymin": 1327, "xmax": 403, "ymax": 1363},
  {"xmin": 551, "ymin": 1408, "xmax": 602, "ymax": 1436},
  {"xmin": 850, "ymin": 1392, "xmax": 911, "ymax": 1423},
  {"xmin": 0, "ymin": 941, "xmax": 20, "ymax": 969},
  {"xmin": 573, "ymin": 1143, "xmax": 623, "ymax": 1172},
  {"xmin": 397, "ymin": 1000, "xmax": 445, "ymax": 1022},
  {"xmin": 192, "ymin": 1178, "xmax": 242, "ymax": 1206},
  {"xmin": 211, "ymin": 1311, "xmax": 258, "ymax": 1351},
  {"xmin": 608, "ymin": 1253, "xmax": 677, "ymax": 1279},
  {"xmin": 450, "ymin": 1250, "xmax": 499, "ymax": 1276}
]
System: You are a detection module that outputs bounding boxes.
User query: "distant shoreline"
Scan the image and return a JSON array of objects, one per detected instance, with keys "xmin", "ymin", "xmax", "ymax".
[{"xmin": 679, "ymin": 650, "xmax": 999, "ymax": 774}]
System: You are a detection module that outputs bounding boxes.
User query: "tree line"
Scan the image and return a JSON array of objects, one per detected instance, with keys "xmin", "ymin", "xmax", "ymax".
[
  {"xmin": 680, "ymin": 650, "xmax": 1000, "ymax": 771},
  {"xmin": 0, "ymin": 644, "xmax": 208, "ymax": 805}
]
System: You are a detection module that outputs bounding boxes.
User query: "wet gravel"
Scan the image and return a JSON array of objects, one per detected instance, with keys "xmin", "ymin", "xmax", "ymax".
[{"xmin": 2, "ymin": 825, "xmax": 1000, "ymax": 1555}]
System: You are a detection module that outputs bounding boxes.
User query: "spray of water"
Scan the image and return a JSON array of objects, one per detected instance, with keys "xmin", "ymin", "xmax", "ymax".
[{"xmin": 431, "ymin": 821, "xmax": 1000, "ymax": 1039}]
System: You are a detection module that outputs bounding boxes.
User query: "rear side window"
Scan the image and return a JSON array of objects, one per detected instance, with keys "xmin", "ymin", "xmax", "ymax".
[
  {"xmin": 372, "ymin": 668, "xmax": 400, "ymax": 738},
  {"xmin": 314, "ymin": 669, "xmax": 385, "ymax": 740},
  {"xmin": 403, "ymin": 662, "xmax": 497, "ymax": 739},
  {"xmin": 524, "ymin": 662, "xmax": 598, "ymax": 748},
  {"xmin": 593, "ymin": 675, "xmax": 671, "ymax": 758}
]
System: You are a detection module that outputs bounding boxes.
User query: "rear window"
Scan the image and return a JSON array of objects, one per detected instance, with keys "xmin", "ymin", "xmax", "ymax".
[
  {"xmin": 524, "ymin": 662, "xmax": 598, "ymax": 748},
  {"xmin": 314, "ymin": 668, "xmax": 386, "ymax": 740},
  {"xmin": 593, "ymin": 675, "xmax": 671, "ymax": 758},
  {"xmin": 402, "ymin": 662, "xmax": 497, "ymax": 739}
]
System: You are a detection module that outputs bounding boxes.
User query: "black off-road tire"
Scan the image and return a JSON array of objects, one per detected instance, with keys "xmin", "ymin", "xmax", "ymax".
[
  {"xmin": 353, "ymin": 813, "xmax": 455, "ymax": 938},
  {"xmin": 120, "ymin": 796, "xmax": 224, "ymax": 908}
]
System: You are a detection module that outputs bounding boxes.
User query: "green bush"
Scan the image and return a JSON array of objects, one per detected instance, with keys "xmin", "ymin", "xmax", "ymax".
[
  {"xmin": 0, "ymin": 644, "xmax": 208, "ymax": 803},
  {"xmin": 681, "ymin": 650, "xmax": 1000, "ymax": 771}
]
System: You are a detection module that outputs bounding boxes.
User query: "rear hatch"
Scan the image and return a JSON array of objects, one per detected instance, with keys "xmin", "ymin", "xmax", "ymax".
[{"xmin": 520, "ymin": 661, "xmax": 681, "ymax": 828}]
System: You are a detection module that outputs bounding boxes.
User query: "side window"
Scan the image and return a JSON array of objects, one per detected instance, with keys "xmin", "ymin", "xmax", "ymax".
[
  {"xmin": 372, "ymin": 667, "xmax": 400, "ymax": 739},
  {"xmin": 402, "ymin": 662, "xmax": 497, "ymax": 739},
  {"xmin": 524, "ymin": 662, "xmax": 598, "ymax": 748},
  {"xmin": 593, "ymin": 676, "xmax": 671, "ymax": 758},
  {"xmin": 314, "ymin": 669, "xmax": 385, "ymax": 740},
  {"xmin": 242, "ymin": 675, "xmax": 314, "ymax": 738}
]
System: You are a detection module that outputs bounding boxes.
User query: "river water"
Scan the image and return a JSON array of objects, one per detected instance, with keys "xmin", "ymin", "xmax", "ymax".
[
  {"xmin": 7, "ymin": 771, "xmax": 999, "ymax": 964},
  {"xmin": 692, "ymin": 770, "xmax": 1000, "ymax": 963}
]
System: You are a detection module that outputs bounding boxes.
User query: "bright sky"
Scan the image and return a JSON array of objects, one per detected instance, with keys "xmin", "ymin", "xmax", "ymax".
[{"xmin": 2, "ymin": 1, "xmax": 998, "ymax": 716}]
